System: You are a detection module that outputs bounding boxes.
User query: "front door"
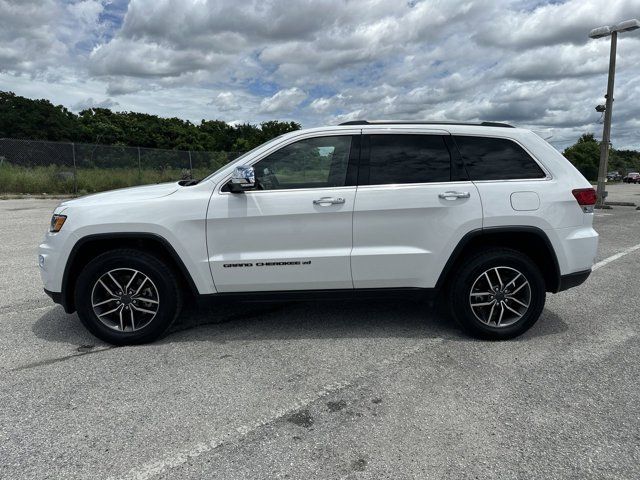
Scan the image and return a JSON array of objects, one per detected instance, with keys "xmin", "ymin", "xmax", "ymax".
[{"xmin": 207, "ymin": 132, "xmax": 359, "ymax": 292}]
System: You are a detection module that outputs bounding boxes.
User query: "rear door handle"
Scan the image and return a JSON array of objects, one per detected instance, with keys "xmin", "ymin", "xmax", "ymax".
[
  {"xmin": 438, "ymin": 191, "xmax": 471, "ymax": 200},
  {"xmin": 313, "ymin": 197, "xmax": 345, "ymax": 206}
]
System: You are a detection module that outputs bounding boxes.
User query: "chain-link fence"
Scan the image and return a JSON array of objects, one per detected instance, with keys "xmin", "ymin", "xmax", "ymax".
[{"xmin": 0, "ymin": 138, "xmax": 244, "ymax": 195}]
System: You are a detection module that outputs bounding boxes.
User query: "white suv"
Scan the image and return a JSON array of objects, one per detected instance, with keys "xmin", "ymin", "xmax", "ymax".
[{"xmin": 39, "ymin": 121, "xmax": 599, "ymax": 344}]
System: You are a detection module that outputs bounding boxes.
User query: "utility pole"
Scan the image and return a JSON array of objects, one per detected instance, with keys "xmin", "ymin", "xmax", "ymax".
[
  {"xmin": 589, "ymin": 19, "xmax": 639, "ymax": 208},
  {"xmin": 595, "ymin": 31, "xmax": 616, "ymax": 208}
]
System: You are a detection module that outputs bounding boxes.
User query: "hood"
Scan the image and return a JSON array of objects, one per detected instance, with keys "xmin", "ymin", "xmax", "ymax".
[{"xmin": 58, "ymin": 182, "xmax": 180, "ymax": 208}]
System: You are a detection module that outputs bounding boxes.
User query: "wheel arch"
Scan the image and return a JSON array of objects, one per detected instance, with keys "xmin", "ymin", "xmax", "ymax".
[
  {"xmin": 436, "ymin": 227, "xmax": 561, "ymax": 294},
  {"xmin": 61, "ymin": 233, "xmax": 198, "ymax": 313}
]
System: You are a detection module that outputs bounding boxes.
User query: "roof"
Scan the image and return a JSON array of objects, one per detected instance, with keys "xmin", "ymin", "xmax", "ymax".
[{"xmin": 338, "ymin": 120, "xmax": 514, "ymax": 128}]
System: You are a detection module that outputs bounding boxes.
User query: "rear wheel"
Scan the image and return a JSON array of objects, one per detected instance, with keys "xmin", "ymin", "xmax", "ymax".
[
  {"xmin": 75, "ymin": 249, "xmax": 182, "ymax": 345},
  {"xmin": 448, "ymin": 248, "xmax": 545, "ymax": 340}
]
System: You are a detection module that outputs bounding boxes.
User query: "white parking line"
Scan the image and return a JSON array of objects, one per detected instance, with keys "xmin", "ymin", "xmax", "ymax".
[{"xmin": 593, "ymin": 243, "xmax": 640, "ymax": 271}]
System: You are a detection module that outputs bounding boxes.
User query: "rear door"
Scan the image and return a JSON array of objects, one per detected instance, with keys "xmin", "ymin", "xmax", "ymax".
[
  {"xmin": 207, "ymin": 130, "xmax": 360, "ymax": 292},
  {"xmin": 452, "ymin": 135, "xmax": 552, "ymax": 229},
  {"xmin": 351, "ymin": 130, "xmax": 483, "ymax": 289}
]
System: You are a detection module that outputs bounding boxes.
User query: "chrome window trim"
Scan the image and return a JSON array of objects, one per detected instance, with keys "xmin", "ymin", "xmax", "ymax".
[
  {"xmin": 357, "ymin": 176, "xmax": 552, "ymax": 189},
  {"xmin": 470, "ymin": 177, "xmax": 552, "ymax": 184},
  {"xmin": 356, "ymin": 180, "xmax": 475, "ymax": 189},
  {"xmin": 215, "ymin": 128, "xmax": 554, "ymax": 195},
  {"xmin": 218, "ymin": 185, "xmax": 357, "ymax": 196}
]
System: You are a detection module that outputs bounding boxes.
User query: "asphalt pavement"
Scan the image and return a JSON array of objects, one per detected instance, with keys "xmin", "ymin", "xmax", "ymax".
[{"xmin": 1, "ymin": 183, "xmax": 639, "ymax": 480}]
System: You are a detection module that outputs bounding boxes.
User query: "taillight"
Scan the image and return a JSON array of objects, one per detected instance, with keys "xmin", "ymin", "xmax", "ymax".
[{"xmin": 572, "ymin": 188, "xmax": 597, "ymax": 209}]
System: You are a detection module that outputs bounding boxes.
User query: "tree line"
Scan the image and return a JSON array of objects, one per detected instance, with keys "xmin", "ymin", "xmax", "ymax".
[
  {"xmin": 563, "ymin": 133, "xmax": 640, "ymax": 181},
  {"xmin": 0, "ymin": 91, "xmax": 300, "ymax": 152}
]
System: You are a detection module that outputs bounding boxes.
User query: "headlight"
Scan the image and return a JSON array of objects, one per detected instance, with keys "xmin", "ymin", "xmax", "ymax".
[{"xmin": 50, "ymin": 214, "xmax": 67, "ymax": 232}]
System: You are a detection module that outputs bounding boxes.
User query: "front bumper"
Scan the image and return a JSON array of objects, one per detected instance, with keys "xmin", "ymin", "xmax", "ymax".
[
  {"xmin": 44, "ymin": 288, "xmax": 63, "ymax": 305},
  {"xmin": 557, "ymin": 269, "xmax": 591, "ymax": 292},
  {"xmin": 39, "ymin": 216, "xmax": 75, "ymax": 294}
]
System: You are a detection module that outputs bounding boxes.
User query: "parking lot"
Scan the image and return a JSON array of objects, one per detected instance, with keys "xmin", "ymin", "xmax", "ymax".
[{"xmin": 1, "ymin": 184, "xmax": 639, "ymax": 480}]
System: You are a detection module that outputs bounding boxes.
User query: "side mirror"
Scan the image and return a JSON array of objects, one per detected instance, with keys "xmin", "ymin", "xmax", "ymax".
[{"xmin": 229, "ymin": 165, "xmax": 255, "ymax": 193}]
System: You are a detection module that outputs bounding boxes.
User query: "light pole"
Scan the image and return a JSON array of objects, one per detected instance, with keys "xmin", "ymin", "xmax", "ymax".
[{"xmin": 588, "ymin": 19, "xmax": 639, "ymax": 208}]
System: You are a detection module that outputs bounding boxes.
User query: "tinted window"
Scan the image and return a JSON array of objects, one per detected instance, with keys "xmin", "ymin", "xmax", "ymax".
[
  {"xmin": 251, "ymin": 136, "xmax": 352, "ymax": 190},
  {"xmin": 368, "ymin": 135, "xmax": 450, "ymax": 185},
  {"xmin": 454, "ymin": 136, "xmax": 545, "ymax": 181}
]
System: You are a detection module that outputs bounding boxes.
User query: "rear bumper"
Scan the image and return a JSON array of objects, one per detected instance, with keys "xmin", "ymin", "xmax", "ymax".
[
  {"xmin": 557, "ymin": 269, "xmax": 591, "ymax": 292},
  {"xmin": 549, "ymin": 226, "xmax": 599, "ymax": 276}
]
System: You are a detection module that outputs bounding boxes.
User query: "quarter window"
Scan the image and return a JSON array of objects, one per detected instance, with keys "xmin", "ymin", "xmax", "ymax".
[
  {"xmin": 251, "ymin": 136, "xmax": 352, "ymax": 190},
  {"xmin": 367, "ymin": 134, "xmax": 451, "ymax": 185},
  {"xmin": 454, "ymin": 136, "xmax": 546, "ymax": 181}
]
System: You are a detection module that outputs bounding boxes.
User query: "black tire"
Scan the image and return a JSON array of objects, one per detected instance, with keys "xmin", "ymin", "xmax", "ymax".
[
  {"xmin": 75, "ymin": 249, "xmax": 183, "ymax": 345},
  {"xmin": 448, "ymin": 248, "xmax": 546, "ymax": 340}
]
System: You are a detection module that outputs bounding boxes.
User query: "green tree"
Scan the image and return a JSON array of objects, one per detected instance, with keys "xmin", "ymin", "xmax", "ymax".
[
  {"xmin": 199, "ymin": 120, "xmax": 235, "ymax": 150},
  {"xmin": 563, "ymin": 133, "xmax": 600, "ymax": 181},
  {"xmin": 609, "ymin": 148, "xmax": 640, "ymax": 174},
  {"xmin": 258, "ymin": 120, "xmax": 301, "ymax": 144},
  {"xmin": 0, "ymin": 91, "xmax": 78, "ymax": 141},
  {"xmin": 0, "ymin": 91, "xmax": 302, "ymax": 152},
  {"xmin": 77, "ymin": 108, "xmax": 124, "ymax": 144}
]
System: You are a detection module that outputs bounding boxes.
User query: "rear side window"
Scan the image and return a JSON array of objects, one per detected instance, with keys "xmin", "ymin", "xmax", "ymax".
[
  {"xmin": 454, "ymin": 136, "xmax": 546, "ymax": 181},
  {"xmin": 367, "ymin": 134, "xmax": 450, "ymax": 185}
]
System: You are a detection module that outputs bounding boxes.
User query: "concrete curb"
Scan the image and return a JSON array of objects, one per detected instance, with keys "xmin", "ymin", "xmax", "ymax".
[
  {"xmin": 0, "ymin": 194, "xmax": 77, "ymax": 200},
  {"xmin": 606, "ymin": 201, "xmax": 637, "ymax": 207}
]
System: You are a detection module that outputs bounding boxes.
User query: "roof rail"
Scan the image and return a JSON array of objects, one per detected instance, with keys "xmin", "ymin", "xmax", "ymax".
[{"xmin": 338, "ymin": 120, "xmax": 515, "ymax": 128}]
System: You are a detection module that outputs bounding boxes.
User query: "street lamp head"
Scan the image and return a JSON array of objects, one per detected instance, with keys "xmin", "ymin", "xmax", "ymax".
[
  {"xmin": 589, "ymin": 25, "xmax": 612, "ymax": 38},
  {"xmin": 614, "ymin": 19, "xmax": 640, "ymax": 33}
]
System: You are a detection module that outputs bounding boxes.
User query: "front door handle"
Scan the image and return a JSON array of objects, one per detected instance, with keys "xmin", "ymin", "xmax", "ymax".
[
  {"xmin": 313, "ymin": 197, "xmax": 345, "ymax": 206},
  {"xmin": 438, "ymin": 191, "xmax": 471, "ymax": 200}
]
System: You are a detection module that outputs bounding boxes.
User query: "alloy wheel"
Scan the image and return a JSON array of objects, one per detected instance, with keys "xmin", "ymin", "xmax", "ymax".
[
  {"xmin": 90, "ymin": 268, "xmax": 160, "ymax": 332},
  {"xmin": 469, "ymin": 266, "xmax": 531, "ymax": 327}
]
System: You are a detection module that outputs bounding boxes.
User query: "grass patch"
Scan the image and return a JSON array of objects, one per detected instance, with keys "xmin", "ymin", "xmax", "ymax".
[{"xmin": 0, "ymin": 162, "xmax": 213, "ymax": 195}]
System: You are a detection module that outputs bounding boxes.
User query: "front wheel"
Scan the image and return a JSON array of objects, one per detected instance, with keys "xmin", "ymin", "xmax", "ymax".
[
  {"xmin": 75, "ymin": 249, "xmax": 183, "ymax": 345},
  {"xmin": 448, "ymin": 248, "xmax": 546, "ymax": 340}
]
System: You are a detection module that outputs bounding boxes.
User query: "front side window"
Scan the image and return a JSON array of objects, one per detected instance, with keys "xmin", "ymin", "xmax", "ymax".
[
  {"xmin": 367, "ymin": 134, "xmax": 451, "ymax": 185},
  {"xmin": 250, "ymin": 136, "xmax": 352, "ymax": 190},
  {"xmin": 454, "ymin": 136, "xmax": 546, "ymax": 181}
]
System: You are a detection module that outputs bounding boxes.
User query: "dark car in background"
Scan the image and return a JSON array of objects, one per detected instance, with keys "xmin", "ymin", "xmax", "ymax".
[
  {"xmin": 623, "ymin": 172, "xmax": 640, "ymax": 183},
  {"xmin": 607, "ymin": 171, "xmax": 623, "ymax": 182}
]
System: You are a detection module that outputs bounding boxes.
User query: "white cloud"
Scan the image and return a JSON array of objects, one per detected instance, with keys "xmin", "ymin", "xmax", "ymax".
[
  {"xmin": 90, "ymin": 38, "xmax": 232, "ymax": 77},
  {"xmin": 310, "ymin": 97, "xmax": 334, "ymax": 113},
  {"xmin": 105, "ymin": 77, "xmax": 146, "ymax": 96},
  {"xmin": 2, "ymin": 0, "xmax": 640, "ymax": 149},
  {"xmin": 475, "ymin": 0, "xmax": 640, "ymax": 48},
  {"xmin": 0, "ymin": 0, "xmax": 67, "ymax": 73},
  {"xmin": 501, "ymin": 43, "xmax": 613, "ymax": 80},
  {"xmin": 259, "ymin": 87, "xmax": 307, "ymax": 114},
  {"xmin": 208, "ymin": 90, "xmax": 259, "ymax": 114},
  {"xmin": 71, "ymin": 96, "xmax": 119, "ymax": 111},
  {"xmin": 67, "ymin": 0, "xmax": 104, "ymax": 27}
]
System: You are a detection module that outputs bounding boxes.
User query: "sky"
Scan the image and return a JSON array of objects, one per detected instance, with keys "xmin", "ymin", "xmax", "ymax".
[{"xmin": 1, "ymin": 0, "xmax": 639, "ymax": 150}]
